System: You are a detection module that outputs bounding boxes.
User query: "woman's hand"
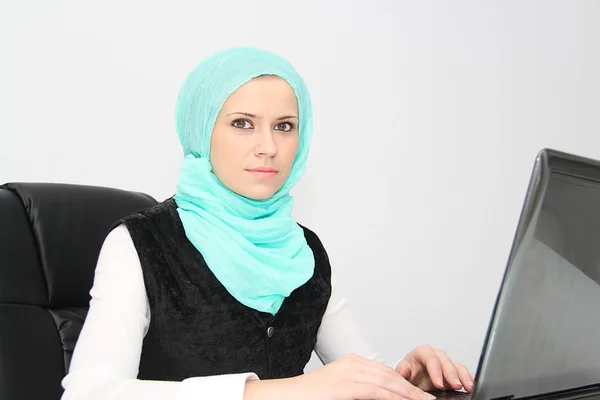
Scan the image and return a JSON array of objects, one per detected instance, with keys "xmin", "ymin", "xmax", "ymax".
[
  {"xmin": 244, "ymin": 353, "xmax": 437, "ymax": 400},
  {"xmin": 395, "ymin": 345, "xmax": 475, "ymax": 393}
]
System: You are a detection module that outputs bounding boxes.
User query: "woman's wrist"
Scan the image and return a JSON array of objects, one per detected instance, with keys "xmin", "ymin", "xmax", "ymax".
[{"xmin": 243, "ymin": 376, "xmax": 300, "ymax": 400}]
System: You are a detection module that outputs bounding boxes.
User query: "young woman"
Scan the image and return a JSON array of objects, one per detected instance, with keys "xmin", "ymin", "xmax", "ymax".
[{"xmin": 62, "ymin": 46, "xmax": 474, "ymax": 400}]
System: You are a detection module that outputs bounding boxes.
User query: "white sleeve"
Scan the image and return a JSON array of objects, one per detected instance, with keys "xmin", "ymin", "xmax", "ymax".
[
  {"xmin": 314, "ymin": 276, "xmax": 402, "ymax": 369},
  {"xmin": 61, "ymin": 224, "xmax": 259, "ymax": 400}
]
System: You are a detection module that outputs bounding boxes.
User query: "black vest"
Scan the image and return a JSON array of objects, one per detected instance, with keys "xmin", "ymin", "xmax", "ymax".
[{"xmin": 115, "ymin": 198, "xmax": 332, "ymax": 381}]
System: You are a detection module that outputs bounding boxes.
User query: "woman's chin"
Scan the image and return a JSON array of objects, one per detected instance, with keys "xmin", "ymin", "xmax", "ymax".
[{"xmin": 235, "ymin": 186, "xmax": 279, "ymax": 201}]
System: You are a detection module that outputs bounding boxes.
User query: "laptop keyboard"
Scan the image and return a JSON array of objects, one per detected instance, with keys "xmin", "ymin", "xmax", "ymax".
[{"xmin": 430, "ymin": 391, "xmax": 472, "ymax": 400}]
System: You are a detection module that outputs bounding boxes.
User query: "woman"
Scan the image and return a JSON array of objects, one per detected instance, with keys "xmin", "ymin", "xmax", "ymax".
[{"xmin": 62, "ymin": 46, "xmax": 474, "ymax": 400}]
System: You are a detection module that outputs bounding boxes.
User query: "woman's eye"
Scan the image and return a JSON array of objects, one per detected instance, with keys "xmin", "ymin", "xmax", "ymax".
[
  {"xmin": 232, "ymin": 119, "xmax": 252, "ymax": 129},
  {"xmin": 275, "ymin": 122, "xmax": 294, "ymax": 132}
]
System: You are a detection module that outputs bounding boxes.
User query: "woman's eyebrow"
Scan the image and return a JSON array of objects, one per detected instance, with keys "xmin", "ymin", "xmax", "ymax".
[
  {"xmin": 226, "ymin": 112, "xmax": 298, "ymax": 121},
  {"xmin": 275, "ymin": 115, "xmax": 299, "ymax": 121},
  {"xmin": 227, "ymin": 112, "xmax": 257, "ymax": 118}
]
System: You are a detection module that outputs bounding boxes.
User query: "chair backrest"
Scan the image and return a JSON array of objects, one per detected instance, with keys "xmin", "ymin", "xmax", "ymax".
[{"xmin": 0, "ymin": 182, "xmax": 157, "ymax": 400}]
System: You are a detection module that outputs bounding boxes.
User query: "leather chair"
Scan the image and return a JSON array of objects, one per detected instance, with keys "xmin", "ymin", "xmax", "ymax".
[{"xmin": 0, "ymin": 182, "xmax": 157, "ymax": 400}]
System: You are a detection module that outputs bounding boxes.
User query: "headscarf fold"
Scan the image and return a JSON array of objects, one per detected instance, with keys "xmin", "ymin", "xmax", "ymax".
[{"xmin": 173, "ymin": 47, "xmax": 314, "ymax": 315}]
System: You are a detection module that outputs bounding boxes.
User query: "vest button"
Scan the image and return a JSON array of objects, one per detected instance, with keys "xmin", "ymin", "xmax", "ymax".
[{"xmin": 267, "ymin": 326, "xmax": 274, "ymax": 338}]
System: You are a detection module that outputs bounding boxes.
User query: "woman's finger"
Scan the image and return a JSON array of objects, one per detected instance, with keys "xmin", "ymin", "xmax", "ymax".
[
  {"xmin": 395, "ymin": 358, "xmax": 425, "ymax": 382},
  {"xmin": 351, "ymin": 358, "xmax": 436, "ymax": 400},
  {"xmin": 349, "ymin": 382, "xmax": 408, "ymax": 400},
  {"xmin": 414, "ymin": 345, "xmax": 445, "ymax": 389},
  {"xmin": 454, "ymin": 363, "xmax": 475, "ymax": 392},
  {"xmin": 395, "ymin": 358, "xmax": 412, "ymax": 380},
  {"xmin": 434, "ymin": 350, "xmax": 462, "ymax": 390}
]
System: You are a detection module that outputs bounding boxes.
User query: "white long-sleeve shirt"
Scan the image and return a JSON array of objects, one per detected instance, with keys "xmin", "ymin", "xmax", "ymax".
[{"xmin": 61, "ymin": 224, "xmax": 386, "ymax": 400}]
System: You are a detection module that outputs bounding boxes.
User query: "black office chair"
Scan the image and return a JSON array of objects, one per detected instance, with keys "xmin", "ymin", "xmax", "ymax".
[{"xmin": 0, "ymin": 182, "xmax": 157, "ymax": 400}]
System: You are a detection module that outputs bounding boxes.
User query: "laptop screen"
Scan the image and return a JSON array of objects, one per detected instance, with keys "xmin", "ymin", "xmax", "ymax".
[{"xmin": 476, "ymin": 167, "xmax": 600, "ymax": 399}]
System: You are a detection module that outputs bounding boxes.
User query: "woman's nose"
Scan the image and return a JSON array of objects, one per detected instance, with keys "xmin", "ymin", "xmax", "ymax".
[{"xmin": 254, "ymin": 127, "xmax": 277, "ymax": 157}]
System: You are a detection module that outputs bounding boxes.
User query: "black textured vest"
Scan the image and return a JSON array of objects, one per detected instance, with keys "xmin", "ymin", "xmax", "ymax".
[{"xmin": 114, "ymin": 198, "xmax": 332, "ymax": 381}]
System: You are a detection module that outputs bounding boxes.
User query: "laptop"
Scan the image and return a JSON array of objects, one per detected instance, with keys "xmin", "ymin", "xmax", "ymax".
[{"xmin": 435, "ymin": 148, "xmax": 600, "ymax": 400}]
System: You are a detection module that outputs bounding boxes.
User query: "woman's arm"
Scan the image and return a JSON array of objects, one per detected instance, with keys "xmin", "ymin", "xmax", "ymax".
[
  {"xmin": 61, "ymin": 224, "xmax": 258, "ymax": 400},
  {"xmin": 314, "ymin": 277, "xmax": 384, "ymax": 364}
]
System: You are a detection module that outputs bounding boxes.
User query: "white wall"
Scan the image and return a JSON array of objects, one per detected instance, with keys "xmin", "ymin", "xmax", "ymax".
[{"xmin": 1, "ymin": 0, "xmax": 599, "ymax": 374}]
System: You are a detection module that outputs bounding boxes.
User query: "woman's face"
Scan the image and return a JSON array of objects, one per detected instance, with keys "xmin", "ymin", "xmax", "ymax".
[{"xmin": 210, "ymin": 75, "xmax": 299, "ymax": 200}]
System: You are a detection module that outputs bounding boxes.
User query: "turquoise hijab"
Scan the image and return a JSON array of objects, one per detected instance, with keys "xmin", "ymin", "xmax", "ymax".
[{"xmin": 173, "ymin": 47, "xmax": 315, "ymax": 315}]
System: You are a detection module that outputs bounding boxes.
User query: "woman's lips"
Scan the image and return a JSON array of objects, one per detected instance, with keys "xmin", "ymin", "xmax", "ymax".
[{"xmin": 246, "ymin": 170, "xmax": 278, "ymax": 178}]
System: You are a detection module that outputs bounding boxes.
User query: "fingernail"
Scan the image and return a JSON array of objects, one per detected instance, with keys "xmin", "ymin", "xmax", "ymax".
[{"xmin": 437, "ymin": 378, "xmax": 444, "ymax": 387}]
